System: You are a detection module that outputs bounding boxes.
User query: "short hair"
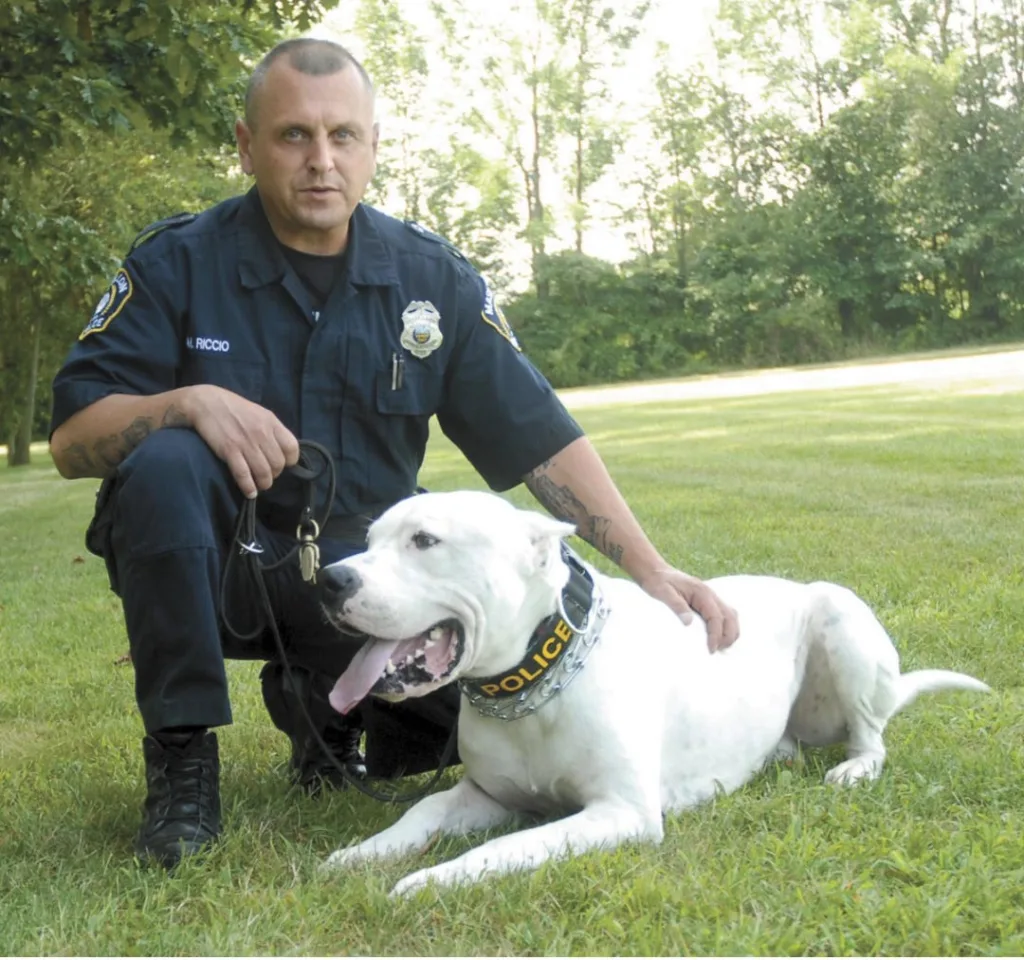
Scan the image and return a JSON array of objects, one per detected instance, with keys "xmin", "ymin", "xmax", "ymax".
[{"xmin": 244, "ymin": 38, "xmax": 375, "ymax": 129}]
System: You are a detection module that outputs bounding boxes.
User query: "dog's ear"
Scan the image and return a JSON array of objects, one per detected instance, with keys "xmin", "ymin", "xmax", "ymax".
[{"xmin": 521, "ymin": 511, "xmax": 576, "ymax": 572}]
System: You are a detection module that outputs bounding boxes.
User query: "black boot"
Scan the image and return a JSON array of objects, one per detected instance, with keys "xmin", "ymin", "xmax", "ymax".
[
  {"xmin": 134, "ymin": 729, "xmax": 221, "ymax": 869},
  {"xmin": 291, "ymin": 717, "xmax": 367, "ymax": 795},
  {"xmin": 261, "ymin": 661, "xmax": 366, "ymax": 795}
]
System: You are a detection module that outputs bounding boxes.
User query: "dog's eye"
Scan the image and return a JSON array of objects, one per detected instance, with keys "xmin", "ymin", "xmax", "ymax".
[{"xmin": 412, "ymin": 531, "xmax": 440, "ymax": 550}]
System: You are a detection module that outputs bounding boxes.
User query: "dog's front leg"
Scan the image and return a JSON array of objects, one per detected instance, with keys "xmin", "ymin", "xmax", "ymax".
[
  {"xmin": 320, "ymin": 777, "xmax": 513, "ymax": 872},
  {"xmin": 391, "ymin": 800, "xmax": 662, "ymax": 896}
]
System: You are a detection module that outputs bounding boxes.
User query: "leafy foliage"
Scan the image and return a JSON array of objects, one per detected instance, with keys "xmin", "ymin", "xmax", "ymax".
[
  {"xmin": 0, "ymin": 0, "xmax": 329, "ymax": 161},
  {"xmin": 6, "ymin": 0, "xmax": 1024, "ymax": 446},
  {"xmin": 0, "ymin": 0, "xmax": 340, "ymax": 462}
]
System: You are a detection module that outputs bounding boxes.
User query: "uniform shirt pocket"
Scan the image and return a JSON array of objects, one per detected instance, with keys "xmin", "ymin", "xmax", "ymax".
[{"xmin": 375, "ymin": 363, "xmax": 443, "ymax": 416}]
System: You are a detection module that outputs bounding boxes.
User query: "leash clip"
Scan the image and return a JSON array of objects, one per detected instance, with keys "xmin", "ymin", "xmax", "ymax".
[{"xmin": 297, "ymin": 519, "xmax": 321, "ymax": 584}]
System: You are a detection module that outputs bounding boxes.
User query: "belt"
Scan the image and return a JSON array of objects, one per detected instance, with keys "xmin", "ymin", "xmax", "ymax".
[
  {"xmin": 321, "ymin": 513, "xmax": 376, "ymax": 543},
  {"xmin": 258, "ymin": 504, "xmax": 387, "ymax": 545}
]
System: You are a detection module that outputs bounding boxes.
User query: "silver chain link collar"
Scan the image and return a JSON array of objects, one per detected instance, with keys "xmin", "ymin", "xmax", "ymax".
[{"xmin": 459, "ymin": 582, "xmax": 611, "ymax": 722}]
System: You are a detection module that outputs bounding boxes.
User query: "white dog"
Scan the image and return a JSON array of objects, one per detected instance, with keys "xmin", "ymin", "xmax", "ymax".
[{"xmin": 317, "ymin": 491, "xmax": 989, "ymax": 896}]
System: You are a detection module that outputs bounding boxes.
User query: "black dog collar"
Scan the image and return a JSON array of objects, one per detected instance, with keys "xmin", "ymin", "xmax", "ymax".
[{"xmin": 460, "ymin": 544, "xmax": 595, "ymax": 702}]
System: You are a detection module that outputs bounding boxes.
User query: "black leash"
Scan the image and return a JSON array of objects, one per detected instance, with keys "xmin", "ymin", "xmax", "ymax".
[{"xmin": 220, "ymin": 439, "xmax": 458, "ymax": 804}]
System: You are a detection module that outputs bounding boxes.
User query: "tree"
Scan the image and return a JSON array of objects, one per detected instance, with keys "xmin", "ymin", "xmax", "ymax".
[
  {"xmin": 352, "ymin": 0, "xmax": 429, "ymax": 220},
  {"xmin": 0, "ymin": 0, "xmax": 331, "ymax": 165},
  {"xmin": 0, "ymin": 0, "xmax": 340, "ymax": 464},
  {"xmin": 431, "ymin": 0, "xmax": 565, "ymax": 298},
  {"xmin": 544, "ymin": 0, "xmax": 648, "ymax": 254},
  {"xmin": 421, "ymin": 140, "xmax": 519, "ymax": 289},
  {"xmin": 1, "ymin": 131, "xmax": 246, "ymax": 465}
]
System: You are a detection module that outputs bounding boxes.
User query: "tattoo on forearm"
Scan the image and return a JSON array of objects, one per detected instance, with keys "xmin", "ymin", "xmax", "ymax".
[
  {"xmin": 524, "ymin": 471, "xmax": 625, "ymax": 566},
  {"xmin": 121, "ymin": 416, "xmax": 153, "ymax": 449},
  {"xmin": 93, "ymin": 433, "xmax": 128, "ymax": 470},
  {"xmin": 62, "ymin": 443, "xmax": 96, "ymax": 476},
  {"xmin": 161, "ymin": 404, "xmax": 189, "ymax": 428},
  {"xmin": 60, "ymin": 411, "xmax": 177, "ymax": 478},
  {"xmin": 587, "ymin": 516, "xmax": 623, "ymax": 565},
  {"xmin": 525, "ymin": 473, "xmax": 584, "ymax": 523},
  {"xmin": 90, "ymin": 417, "xmax": 154, "ymax": 471}
]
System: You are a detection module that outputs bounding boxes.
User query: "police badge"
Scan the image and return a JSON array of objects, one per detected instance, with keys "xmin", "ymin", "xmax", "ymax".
[{"xmin": 400, "ymin": 300, "xmax": 444, "ymax": 358}]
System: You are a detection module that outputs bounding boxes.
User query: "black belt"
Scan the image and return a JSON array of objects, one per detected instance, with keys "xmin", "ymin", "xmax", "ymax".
[
  {"xmin": 321, "ymin": 513, "xmax": 376, "ymax": 543},
  {"xmin": 258, "ymin": 506, "xmax": 386, "ymax": 545}
]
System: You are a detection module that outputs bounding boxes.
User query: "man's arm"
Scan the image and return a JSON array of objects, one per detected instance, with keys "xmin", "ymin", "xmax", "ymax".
[
  {"xmin": 523, "ymin": 435, "xmax": 739, "ymax": 652},
  {"xmin": 50, "ymin": 391, "xmax": 192, "ymax": 479},
  {"xmin": 50, "ymin": 386, "xmax": 299, "ymax": 499}
]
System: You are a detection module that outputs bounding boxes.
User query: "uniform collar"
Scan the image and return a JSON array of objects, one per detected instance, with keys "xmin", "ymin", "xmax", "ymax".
[{"xmin": 237, "ymin": 187, "xmax": 399, "ymax": 291}]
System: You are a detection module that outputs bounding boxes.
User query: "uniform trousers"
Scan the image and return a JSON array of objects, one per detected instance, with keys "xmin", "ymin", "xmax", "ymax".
[{"xmin": 86, "ymin": 428, "xmax": 458, "ymax": 777}]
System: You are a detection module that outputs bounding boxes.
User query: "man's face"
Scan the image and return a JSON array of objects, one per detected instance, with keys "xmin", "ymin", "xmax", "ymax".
[{"xmin": 236, "ymin": 60, "xmax": 378, "ymax": 255}]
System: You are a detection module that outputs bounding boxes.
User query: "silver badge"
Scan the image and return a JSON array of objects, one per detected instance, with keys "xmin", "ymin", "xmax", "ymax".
[{"xmin": 400, "ymin": 300, "xmax": 444, "ymax": 358}]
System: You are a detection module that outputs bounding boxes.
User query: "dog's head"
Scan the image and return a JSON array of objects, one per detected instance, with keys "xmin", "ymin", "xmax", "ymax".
[{"xmin": 319, "ymin": 491, "xmax": 576, "ymax": 714}]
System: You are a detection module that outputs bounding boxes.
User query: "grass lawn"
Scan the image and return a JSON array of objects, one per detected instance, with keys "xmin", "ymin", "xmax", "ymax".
[{"xmin": 1, "ymin": 366, "xmax": 1022, "ymax": 955}]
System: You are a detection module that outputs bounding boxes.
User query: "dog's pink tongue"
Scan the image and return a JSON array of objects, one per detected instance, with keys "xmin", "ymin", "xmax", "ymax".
[{"xmin": 329, "ymin": 637, "xmax": 402, "ymax": 715}]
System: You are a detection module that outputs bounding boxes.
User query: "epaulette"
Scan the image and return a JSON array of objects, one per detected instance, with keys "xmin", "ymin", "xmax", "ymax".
[
  {"xmin": 403, "ymin": 219, "xmax": 467, "ymax": 262},
  {"xmin": 128, "ymin": 212, "xmax": 197, "ymax": 253}
]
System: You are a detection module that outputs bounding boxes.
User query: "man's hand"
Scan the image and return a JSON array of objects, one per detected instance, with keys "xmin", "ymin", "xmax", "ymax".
[
  {"xmin": 181, "ymin": 385, "xmax": 300, "ymax": 499},
  {"xmin": 636, "ymin": 567, "xmax": 740, "ymax": 653}
]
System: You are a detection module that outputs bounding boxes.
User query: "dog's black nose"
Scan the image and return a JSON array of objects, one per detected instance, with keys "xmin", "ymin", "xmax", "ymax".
[{"xmin": 318, "ymin": 564, "xmax": 362, "ymax": 607}]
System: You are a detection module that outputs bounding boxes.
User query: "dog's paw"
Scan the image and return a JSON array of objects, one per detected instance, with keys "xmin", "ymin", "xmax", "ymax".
[
  {"xmin": 390, "ymin": 861, "xmax": 476, "ymax": 897},
  {"xmin": 824, "ymin": 755, "xmax": 884, "ymax": 785},
  {"xmin": 389, "ymin": 867, "xmax": 437, "ymax": 897},
  {"xmin": 319, "ymin": 844, "xmax": 372, "ymax": 873}
]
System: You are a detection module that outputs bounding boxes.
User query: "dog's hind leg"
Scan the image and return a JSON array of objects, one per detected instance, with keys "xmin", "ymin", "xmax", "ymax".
[
  {"xmin": 771, "ymin": 734, "xmax": 799, "ymax": 764},
  {"xmin": 321, "ymin": 777, "xmax": 514, "ymax": 872},
  {"xmin": 823, "ymin": 710, "xmax": 887, "ymax": 784},
  {"xmin": 390, "ymin": 798, "xmax": 663, "ymax": 896},
  {"xmin": 805, "ymin": 582, "xmax": 901, "ymax": 786}
]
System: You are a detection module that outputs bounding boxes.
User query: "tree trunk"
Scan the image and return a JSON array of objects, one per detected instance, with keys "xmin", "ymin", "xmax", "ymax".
[
  {"xmin": 837, "ymin": 297, "xmax": 856, "ymax": 338},
  {"xmin": 673, "ymin": 196, "xmax": 687, "ymax": 288},
  {"xmin": 8, "ymin": 425, "xmax": 31, "ymax": 466},
  {"xmin": 529, "ymin": 65, "xmax": 549, "ymax": 300},
  {"xmin": 573, "ymin": 14, "xmax": 589, "ymax": 255},
  {"xmin": 9, "ymin": 316, "xmax": 42, "ymax": 467}
]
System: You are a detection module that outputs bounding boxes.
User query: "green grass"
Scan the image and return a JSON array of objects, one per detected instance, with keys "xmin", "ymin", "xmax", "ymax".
[{"xmin": 2, "ymin": 364, "xmax": 1023, "ymax": 955}]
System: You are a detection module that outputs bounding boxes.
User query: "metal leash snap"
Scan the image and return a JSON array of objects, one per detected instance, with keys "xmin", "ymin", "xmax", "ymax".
[
  {"xmin": 221, "ymin": 438, "xmax": 457, "ymax": 804},
  {"xmin": 297, "ymin": 518, "xmax": 321, "ymax": 584}
]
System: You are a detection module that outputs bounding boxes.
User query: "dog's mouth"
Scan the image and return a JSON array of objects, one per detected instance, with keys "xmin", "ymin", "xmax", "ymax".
[{"xmin": 328, "ymin": 619, "xmax": 465, "ymax": 714}]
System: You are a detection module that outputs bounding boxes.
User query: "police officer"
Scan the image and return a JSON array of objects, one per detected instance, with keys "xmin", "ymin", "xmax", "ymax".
[{"xmin": 49, "ymin": 38, "xmax": 739, "ymax": 869}]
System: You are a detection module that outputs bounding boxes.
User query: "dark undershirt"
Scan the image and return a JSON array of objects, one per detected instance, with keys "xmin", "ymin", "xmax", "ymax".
[{"xmin": 279, "ymin": 243, "xmax": 347, "ymax": 310}]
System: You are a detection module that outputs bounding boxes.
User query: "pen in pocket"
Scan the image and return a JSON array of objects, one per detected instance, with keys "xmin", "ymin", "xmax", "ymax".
[{"xmin": 391, "ymin": 352, "xmax": 405, "ymax": 390}]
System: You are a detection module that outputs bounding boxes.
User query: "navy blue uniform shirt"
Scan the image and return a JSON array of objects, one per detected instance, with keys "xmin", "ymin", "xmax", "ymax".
[{"xmin": 52, "ymin": 188, "xmax": 583, "ymax": 524}]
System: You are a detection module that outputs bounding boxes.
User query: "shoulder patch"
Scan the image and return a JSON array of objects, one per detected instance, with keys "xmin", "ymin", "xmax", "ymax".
[
  {"xmin": 481, "ymin": 283, "xmax": 521, "ymax": 352},
  {"xmin": 403, "ymin": 219, "xmax": 467, "ymax": 262},
  {"xmin": 129, "ymin": 212, "xmax": 196, "ymax": 253},
  {"xmin": 80, "ymin": 267, "xmax": 133, "ymax": 340}
]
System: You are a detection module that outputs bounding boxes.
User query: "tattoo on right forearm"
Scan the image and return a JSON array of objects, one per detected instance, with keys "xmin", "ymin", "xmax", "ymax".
[
  {"xmin": 62, "ymin": 443, "xmax": 96, "ymax": 476},
  {"xmin": 161, "ymin": 404, "xmax": 189, "ymax": 428},
  {"xmin": 91, "ymin": 416, "xmax": 154, "ymax": 471},
  {"xmin": 60, "ymin": 415, "xmax": 162, "ymax": 477},
  {"xmin": 93, "ymin": 433, "xmax": 126, "ymax": 470},
  {"xmin": 122, "ymin": 416, "xmax": 153, "ymax": 448}
]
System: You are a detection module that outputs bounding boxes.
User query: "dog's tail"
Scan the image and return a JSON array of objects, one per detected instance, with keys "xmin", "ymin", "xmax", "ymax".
[{"xmin": 892, "ymin": 669, "xmax": 990, "ymax": 716}]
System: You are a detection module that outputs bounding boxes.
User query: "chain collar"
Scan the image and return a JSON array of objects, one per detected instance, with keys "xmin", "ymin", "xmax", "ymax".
[{"xmin": 458, "ymin": 547, "xmax": 611, "ymax": 722}]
